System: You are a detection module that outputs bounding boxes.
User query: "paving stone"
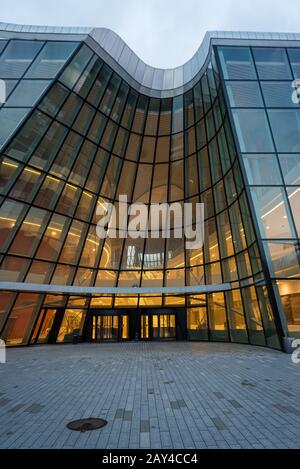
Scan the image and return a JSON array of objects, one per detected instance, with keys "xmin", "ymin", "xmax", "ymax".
[
  {"xmin": 140, "ymin": 420, "xmax": 150, "ymax": 433},
  {"xmin": 228, "ymin": 399, "xmax": 243, "ymax": 409},
  {"xmin": 0, "ymin": 342, "xmax": 299, "ymax": 449},
  {"xmin": 211, "ymin": 417, "xmax": 226, "ymax": 430}
]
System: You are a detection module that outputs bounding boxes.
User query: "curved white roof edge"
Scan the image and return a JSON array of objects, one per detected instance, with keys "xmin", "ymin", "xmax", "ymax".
[{"xmin": 1, "ymin": 22, "xmax": 300, "ymax": 96}]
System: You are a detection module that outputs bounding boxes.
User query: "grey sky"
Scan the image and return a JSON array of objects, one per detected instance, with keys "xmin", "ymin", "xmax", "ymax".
[{"xmin": 1, "ymin": 0, "xmax": 299, "ymax": 68}]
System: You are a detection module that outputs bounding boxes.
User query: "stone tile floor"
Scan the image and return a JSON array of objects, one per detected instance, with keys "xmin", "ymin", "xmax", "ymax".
[{"xmin": 0, "ymin": 341, "xmax": 299, "ymax": 449}]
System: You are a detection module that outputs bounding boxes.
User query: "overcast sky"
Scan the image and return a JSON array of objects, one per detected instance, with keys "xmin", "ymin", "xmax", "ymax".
[{"xmin": 1, "ymin": 0, "xmax": 299, "ymax": 68}]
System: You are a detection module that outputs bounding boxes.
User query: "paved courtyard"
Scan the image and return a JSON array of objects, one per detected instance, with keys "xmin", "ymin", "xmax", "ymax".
[{"xmin": 0, "ymin": 342, "xmax": 299, "ymax": 449}]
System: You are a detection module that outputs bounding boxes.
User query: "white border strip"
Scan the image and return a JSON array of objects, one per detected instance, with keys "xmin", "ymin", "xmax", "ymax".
[{"xmin": 0, "ymin": 281, "xmax": 231, "ymax": 295}]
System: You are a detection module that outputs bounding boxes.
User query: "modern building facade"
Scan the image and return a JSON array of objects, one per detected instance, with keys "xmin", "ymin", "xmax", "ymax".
[{"xmin": 0, "ymin": 23, "xmax": 299, "ymax": 349}]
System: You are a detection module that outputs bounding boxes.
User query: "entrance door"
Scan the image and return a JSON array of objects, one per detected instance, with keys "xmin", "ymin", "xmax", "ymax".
[
  {"xmin": 92, "ymin": 314, "xmax": 129, "ymax": 341},
  {"xmin": 140, "ymin": 312, "xmax": 176, "ymax": 340}
]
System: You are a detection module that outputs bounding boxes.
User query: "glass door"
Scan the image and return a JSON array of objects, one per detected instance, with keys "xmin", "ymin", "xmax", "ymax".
[
  {"xmin": 159, "ymin": 314, "xmax": 176, "ymax": 338},
  {"xmin": 91, "ymin": 314, "xmax": 129, "ymax": 341},
  {"xmin": 140, "ymin": 312, "xmax": 176, "ymax": 340}
]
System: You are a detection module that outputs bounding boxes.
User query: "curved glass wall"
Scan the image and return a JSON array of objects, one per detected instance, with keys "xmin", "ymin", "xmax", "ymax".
[{"xmin": 0, "ymin": 40, "xmax": 283, "ymax": 348}]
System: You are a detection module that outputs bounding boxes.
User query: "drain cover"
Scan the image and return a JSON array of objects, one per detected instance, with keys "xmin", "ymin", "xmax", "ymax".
[{"xmin": 67, "ymin": 418, "xmax": 107, "ymax": 432}]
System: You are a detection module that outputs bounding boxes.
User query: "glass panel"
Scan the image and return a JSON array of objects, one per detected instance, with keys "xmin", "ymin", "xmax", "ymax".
[
  {"xmin": 256, "ymin": 285, "xmax": 280, "ymax": 349},
  {"xmin": 0, "ymin": 199, "xmax": 26, "ymax": 250},
  {"xmin": 50, "ymin": 131, "xmax": 82, "ymax": 179},
  {"xmin": 0, "ymin": 158, "xmax": 20, "ymax": 194},
  {"xmin": 79, "ymin": 225, "xmax": 101, "ymax": 268},
  {"xmin": 85, "ymin": 149, "xmax": 109, "ymax": 193},
  {"xmin": 25, "ymin": 260, "xmax": 54, "ymax": 283},
  {"xmin": 114, "ymin": 296, "xmax": 138, "ymax": 307},
  {"xmin": 140, "ymin": 136, "xmax": 155, "ymax": 163},
  {"xmin": 9, "ymin": 207, "xmax": 50, "ymax": 256},
  {"xmin": 33, "ymin": 175, "xmax": 63, "ymax": 211},
  {"xmin": 26, "ymin": 41, "xmax": 78, "ymax": 78},
  {"xmin": 218, "ymin": 46, "xmax": 256, "ymax": 79},
  {"xmin": 268, "ymin": 109, "xmax": 300, "ymax": 152},
  {"xmin": 242, "ymin": 154, "xmax": 282, "ymax": 185},
  {"xmin": 39, "ymin": 82, "xmax": 69, "ymax": 116},
  {"xmin": 125, "ymin": 133, "xmax": 141, "ymax": 161},
  {"xmin": 158, "ymin": 98, "xmax": 171, "ymax": 135},
  {"xmin": 185, "ymin": 154, "xmax": 199, "ymax": 197},
  {"xmin": 226, "ymin": 81, "xmax": 263, "ymax": 107},
  {"xmin": 232, "ymin": 109, "xmax": 274, "ymax": 152},
  {"xmin": 140, "ymin": 314, "xmax": 149, "ymax": 339},
  {"xmin": 1, "ymin": 293, "xmax": 41, "ymax": 345},
  {"xmin": 56, "ymin": 183, "xmax": 80, "ymax": 217},
  {"xmin": 68, "ymin": 140, "xmax": 96, "ymax": 186},
  {"xmin": 242, "ymin": 286, "xmax": 265, "ymax": 346},
  {"xmin": 279, "ymin": 154, "xmax": 300, "ymax": 185},
  {"xmin": 58, "ymin": 220, "xmax": 87, "ymax": 264},
  {"xmin": 206, "ymin": 262, "xmax": 222, "ymax": 285},
  {"xmin": 0, "ymin": 41, "xmax": 7, "ymax": 55},
  {"xmin": 72, "ymin": 55, "xmax": 100, "ymax": 96},
  {"xmin": 121, "ymin": 237, "xmax": 145, "ymax": 270},
  {"xmin": 261, "ymin": 81, "xmax": 298, "ymax": 108},
  {"xmin": 226, "ymin": 290, "xmax": 248, "ymax": 343},
  {"xmin": 141, "ymin": 270, "xmax": 163, "ymax": 287},
  {"xmin": 144, "ymin": 98, "xmax": 159, "ymax": 135},
  {"xmin": 56, "ymin": 309, "xmax": 86, "ymax": 343},
  {"xmin": 287, "ymin": 187, "xmax": 300, "ymax": 236},
  {"xmin": 121, "ymin": 315, "xmax": 129, "ymax": 339},
  {"xmin": 37, "ymin": 309, "xmax": 57, "ymax": 343},
  {"xmin": 100, "ymin": 155, "xmax": 122, "ymax": 199},
  {"xmin": 99, "ymin": 74, "xmax": 121, "ymax": 116},
  {"xmin": 253, "ymin": 47, "xmax": 292, "ymax": 80},
  {"xmin": 276, "ymin": 280, "xmax": 300, "ymax": 335},
  {"xmin": 56, "ymin": 92, "xmax": 82, "ymax": 127},
  {"xmin": 0, "ymin": 108, "xmax": 28, "ymax": 146},
  {"xmin": 172, "ymin": 95, "xmax": 183, "ymax": 133},
  {"xmin": 99, "ymin": 237, "xmax": 124, "ymax": 270},
  {"xmin": 217, "ymin": 211, "xmax": 234, "ymax": 258},
  {"xmin": 250, "ymin": 186, "xmax": 294, "ymax": 238},
  {"xmin": 132, "ymin": 164, "xmax": 152, "ymax": 203},
  {"xmin": 29, "ymin": 121, "xmax": 68, "ymax": 170},
  {"xmin": 0, "ymin": 255, "xmax": 29, "ymax": 282},
  {"xmin": 5, "ymin": 80, "xmax": 50, "ymax": 107},
  {"xmin": 169, "ymin": 160, "xmax": 183, "ymax": 201},
  {"xmin": 208, "ymin": 292, "xmax": 229, "ymax": 341},
  {"xmin": 36, "ymin": 213, "xmax": 69, "ymax": 261},
  {"xmin": 118, "ymin": 270, "xmax": 140, "ymax": 287},
  {"xmin": 59, "ymin": 45, "xmax": 93, "ymax": 89},
  {"xmin": 187, "ymin": 307, "xmax": 208, "ymax": 340},
  {"xmin": 142, "ymin": 237, "xmax": 164, "ymax": 270},
  {"xmin": 86, "ymin": 64, "xmax": 112, "ymax": 108},
  {"xmin": 165, "ymin": 268, "xmax": 185, "ymax": 287},
  {"xmin": 5, "ymin": 110, "xmax": 51, "ymax": 162},
  {"xmin": 111, "ymin": 82, "xmax": 129, "ymax": 123},
  {"xmin": 287, "ymin": 48, "xmax": 300, "ymax": 78},
  {"xmin": 132, "ymin": 95, "xmax": 148, "ymax": 133},
  {"xmin": 264, "ymin": 241, "xmax": 300, "ymax": 278},
  {"xmin": 115, "ymin": 160, "xmax": 136, "ymax": 201},
  {"xmin": 75, "ymin": 191, "xmax": 96, "ymax": 222},
  {"xmin": 198, "ymin": 148, "xmax": 211, "ymax": 191},
  {"xmin": 151, "ymin": 163, "xmax": 168, "ymax": 202},
  {"xmin": 0, "ymin": 40, "xmax": 44, "ymax": 78},
  {"xmin": 72, "ymin": 102, "xmax": 95, "ymax": 136},
  {"xmin": 95, "ymin": 270, "xmax": 117, "ymax": 287},
  {"xmin": 9, "ymin": 166, "xmax": 42, "ymax": 202}
]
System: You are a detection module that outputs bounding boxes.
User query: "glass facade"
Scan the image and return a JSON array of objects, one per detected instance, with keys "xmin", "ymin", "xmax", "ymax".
[
  {"xmin": 217, "ymin": 45, "xmax": 300, "ymax": 339},
  {"xmin": 0, "ymin": 31, "xmax": 299, "ymax": 348}
]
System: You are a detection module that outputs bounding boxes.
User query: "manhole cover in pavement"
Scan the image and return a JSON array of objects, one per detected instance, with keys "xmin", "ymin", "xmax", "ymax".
[{"xmin": 66, "ymin": 418, "xmax": 107, "ymax": 432}]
